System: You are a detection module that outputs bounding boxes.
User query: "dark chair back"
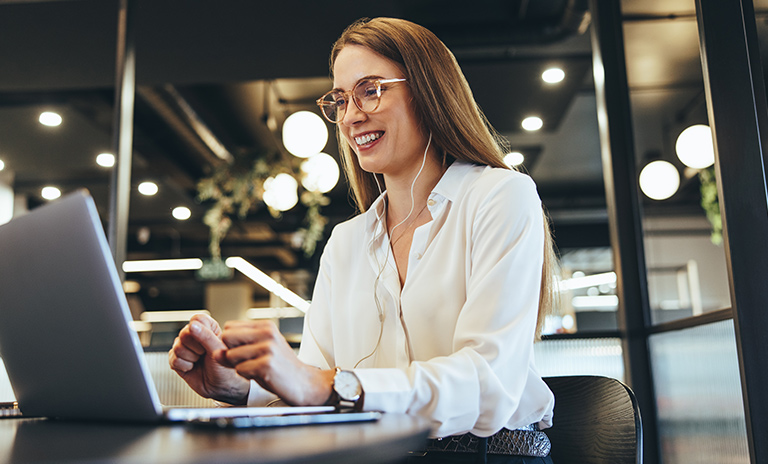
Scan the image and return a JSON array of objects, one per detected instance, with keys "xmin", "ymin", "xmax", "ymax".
[{"xmin": 543, "ymin": 375, "xmax": 642, "ymax": 464}]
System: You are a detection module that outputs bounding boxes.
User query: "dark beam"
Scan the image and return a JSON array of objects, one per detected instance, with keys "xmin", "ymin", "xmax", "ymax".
[
  {"xmin": 108, "ymin": 0, "xmax": 136, "ymax": 280},
  {"xmin": 589, "ymin": 1, "xmax": 660, "ymax": 462},
  {"xmin": 695, "ymin": 1, "xmax": 768, "ymax": 461}
]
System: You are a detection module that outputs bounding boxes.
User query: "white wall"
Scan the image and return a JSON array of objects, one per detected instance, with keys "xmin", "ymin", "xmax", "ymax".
[{"xmin": 643, "ymin": 214, "xmax": 731, "ymax": 314}]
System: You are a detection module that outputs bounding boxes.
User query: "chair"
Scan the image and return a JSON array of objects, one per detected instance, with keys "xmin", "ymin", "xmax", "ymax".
[{"xmin": 543, "ymin": 375, "xmax": 642, "ymax": 464}]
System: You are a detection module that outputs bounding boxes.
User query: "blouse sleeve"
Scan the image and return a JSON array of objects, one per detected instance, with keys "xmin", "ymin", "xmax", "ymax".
[{"xmin": 296, "ymin": 246, "xmax": 336, "ymax": 370}]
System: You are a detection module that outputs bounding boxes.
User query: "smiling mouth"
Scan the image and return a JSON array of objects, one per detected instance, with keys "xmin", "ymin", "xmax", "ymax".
[{"xmin": 354, "ymin": 132, "xmax": 383, "ymax": 146}]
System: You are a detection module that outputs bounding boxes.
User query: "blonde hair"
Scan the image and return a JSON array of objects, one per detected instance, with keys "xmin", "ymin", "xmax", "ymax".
[{"xmin": 330, "ymin": 17, "xmax": 558, "ymax": 337}]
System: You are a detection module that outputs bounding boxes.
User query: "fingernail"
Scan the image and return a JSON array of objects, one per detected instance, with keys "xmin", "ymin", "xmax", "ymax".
[{"xmin": 190, "ymin": 321, "xmax": 201, "ymax": 334}]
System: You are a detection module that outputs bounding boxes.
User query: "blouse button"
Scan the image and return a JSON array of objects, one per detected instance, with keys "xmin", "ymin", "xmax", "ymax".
[{"xmin": 427, "ymin": 199, "xmax": 436, "ymax": 206}]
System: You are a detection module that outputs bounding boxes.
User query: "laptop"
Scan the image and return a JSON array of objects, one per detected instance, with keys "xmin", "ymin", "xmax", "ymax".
[{"xmin": 0, "ymin": 190, "xmax": 379, "ymax": 427}]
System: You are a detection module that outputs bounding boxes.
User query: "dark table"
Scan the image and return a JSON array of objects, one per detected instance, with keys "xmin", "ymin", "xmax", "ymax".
[{"xmin": 0, "ymin": 413, "xmax": 430, "ymax": 464}]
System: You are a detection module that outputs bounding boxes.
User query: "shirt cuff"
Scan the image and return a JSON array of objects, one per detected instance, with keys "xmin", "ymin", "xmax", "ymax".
[
  {"xmin": 353, "ymin": 368, "xmax": 412, "ymax": 414},
  {"xmin": 246, "ymin": 379, "xmax": 279, "ymax": 407}
]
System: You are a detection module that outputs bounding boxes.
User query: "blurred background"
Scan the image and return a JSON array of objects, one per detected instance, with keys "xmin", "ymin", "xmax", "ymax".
[{"xmin": 1, "ymin": 1, "xmax": 765, "ymax": 462}]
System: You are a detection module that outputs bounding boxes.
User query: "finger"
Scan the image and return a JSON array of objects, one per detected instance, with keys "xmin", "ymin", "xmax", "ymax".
[
  {"xmin": 222, "ymin": 319, "xmax": 267, "ymax": 330},
  {"xmin": 177, "ymin": 325, "xmax": 207, "ymax": 356},
  {"xmin": 233, "ymin": 357, "xmax": 274, "ymax": 384},
  {"xmin": 169, "ymin": 351, "xmax": 195, "ymax": 373},
  {"xmin": 221, "ymin": 324, "xmax": 282, "ymax": 349},
  {"xmin": 189, "ymin": 320, "xmax": 227, "ymax": 353},
  {"xmin": 212, "ymin": 348, "xmax": 234, "ymax": 368},
  {"xmin": 223, "ymin": 341, "xmax": 273, "ymax": 366},
  {"xmin": 171, "ymin": 338, "xmax": 202, "ymax": 364},
  {"xmin": 191, "ymin": 313, "xmax": 222, "ymax": 336}
]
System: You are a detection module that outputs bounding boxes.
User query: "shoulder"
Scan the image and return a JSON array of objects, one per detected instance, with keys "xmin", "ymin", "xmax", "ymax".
[
  {"xmin": 455, "ymin": 163, "xmax": 541, "ymax": 208},
  {"xmin": 327, "ymin": 212, "xmax": 367, "ymax": 242},
  {"xmin": 319, "ymin": 213, "xmax": 368, "ymax": 263}
]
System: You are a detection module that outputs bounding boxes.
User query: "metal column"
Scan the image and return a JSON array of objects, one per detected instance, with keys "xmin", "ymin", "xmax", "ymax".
[
  {"xmin": 695, "ymin": 1, "xmax": 768, "ymax": 462},
  {"xmin": 108, "ymin": 0, "xmax": 136, "ymax": 279},
  {"xmin": 588, "ymin": 1, "xmax": 659, "ymax": 462}
]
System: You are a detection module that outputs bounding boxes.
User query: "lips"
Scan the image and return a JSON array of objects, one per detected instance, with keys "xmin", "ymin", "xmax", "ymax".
[{"xmin": 354, "ymin": 131, "xmax": 383, "ymax": 146}]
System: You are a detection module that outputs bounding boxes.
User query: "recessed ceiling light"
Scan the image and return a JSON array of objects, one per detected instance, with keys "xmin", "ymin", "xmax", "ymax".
[
  {"xmin": 96, "ymin": 153, "xmax": 115, "ymax": 168},
  {"xmin": 39, "ymin": 111, "xmax": 62, "ymax": 127},
  {"xmin": 503, "ymin": 151, "xmax": 525, "ymax": 167},
  {"xmin": 522, "ymin": 116, "xmax": 543, "ymax": 131},
  {"xmin": 542, "ymin": 67, "xmax": 565, "ymax": 84},
  {"xmin": 172, "ymin": 206, "xmax": 191, "ymax": 220},
  {"xmin": 0, "ymin": 159, "xmax": 5, "ymax": 171},
  {"xmin": 41, "ymin": 186, "xmax": 61, "ymax": 200},
  {"xmin": 138, "ymin": 181, "xmax": 158, "ymax": 196}
]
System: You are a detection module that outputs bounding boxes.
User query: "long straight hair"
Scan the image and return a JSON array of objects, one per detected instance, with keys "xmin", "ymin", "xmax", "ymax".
[{"xmin": 330, "ymin": 18, "xmax": 558, "ymax": 337}]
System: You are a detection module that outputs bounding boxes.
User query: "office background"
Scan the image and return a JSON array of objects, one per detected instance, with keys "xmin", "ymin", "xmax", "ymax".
[{"xmin": 1, "ymin": 1, "xmax": 767, "ymax": 462}]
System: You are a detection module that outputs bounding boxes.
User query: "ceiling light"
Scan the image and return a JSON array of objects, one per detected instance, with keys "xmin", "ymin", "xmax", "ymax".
[
  {"xmin": 282, "ymin": 111, "xmax": 328, "ymax": 158},
  {"xmin": 39, "ymin": 111, "xmax": 62, "ymax": 127},
  {"xmin": 300, "ymin": 152, "xmax": 340, "ymax": 193},
  {"xmin": 172, "ymin": 206, "xmax": 191, "ymax": 220},
  {"xmin": 263, "ymin": 173, "xmax": 299, "ymax": 211},
  {"xmin": 675, "ymin": 124, "xmax": 715, "ymax": 169},
  {"xmin": 559, "ymin": 271, "xmax": 617, "ymax": 292},
  {"xmin": 41, "ymin": 186, "xmax": 61, "ymax": 200},
  {"xmin": 225, "ymin": 256, "xmax": 310, "ymax": 312},
  {"xmin": 138, "ymin": 181, "xmax": 158, "ymax": 196},
  {"xmin": 96, "ymin": 153, "xmax": 115, "ymax": 168},
  {"xmin": 503, "ymin": 151, "xmax": 524, "ymax": 167},
  {"xmin": 140, "ymin": 309, "xmax": 210, "ymax": 322},
  {"xmin": 571, "ymin": 295, "xmax": 619, "ymax": 309},
  {"xmin": 542, "ymin": 67, "xmax": 565, "ymax": 84},
  {"xmin": 123, "ymin": 258, "xmax": 203, "ymax": 272},
  {"xmin": 522, "ymin": 116, "xmax": 543, "ymax": 131},
  {"xmin": 123, "ymin": 280, "xmax": 141, "ymax": 293},
  {"xmin": 639, "ymin": 160, "xmax": 680, "ymax": 200},
  {"xmin": 0, "ymin": 159, "xmax": 4, "ymax": 171}
]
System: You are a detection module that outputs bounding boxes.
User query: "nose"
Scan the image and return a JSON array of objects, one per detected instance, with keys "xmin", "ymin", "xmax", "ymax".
[{"xmin": 340, "ymin": 98, "xmax": 367, "ymax": 127}]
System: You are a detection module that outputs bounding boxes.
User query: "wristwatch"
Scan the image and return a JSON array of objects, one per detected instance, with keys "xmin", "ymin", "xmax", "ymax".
[{"xmin": 332, "ymin": 367, "xmax": 364, "ymax": 411}]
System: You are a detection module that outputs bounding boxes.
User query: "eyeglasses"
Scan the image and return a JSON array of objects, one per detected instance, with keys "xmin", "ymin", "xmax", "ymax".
[{"xmin": 316, "ymin": 77, "xmax": 407, "ymax": 123}]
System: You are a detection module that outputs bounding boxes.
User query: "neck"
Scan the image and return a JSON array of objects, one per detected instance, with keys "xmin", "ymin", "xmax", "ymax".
[{"xmin": 384, "ymin": 152, "xmax": 445, "ymax": 224}]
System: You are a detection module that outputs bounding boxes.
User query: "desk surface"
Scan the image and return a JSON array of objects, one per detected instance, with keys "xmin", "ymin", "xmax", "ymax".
[{"xmin": 0, "ymin": 413, "xmax": 430, "ymax": 464}]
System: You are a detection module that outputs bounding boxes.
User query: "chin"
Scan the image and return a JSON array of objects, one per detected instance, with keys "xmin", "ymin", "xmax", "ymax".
[
  {"xmin": 352, "ymin": 151, "xmax": 381, "ymax": 174},
  {"xmin": 357, "ymin": 160, "xmax": 384, "ymax": 175}
]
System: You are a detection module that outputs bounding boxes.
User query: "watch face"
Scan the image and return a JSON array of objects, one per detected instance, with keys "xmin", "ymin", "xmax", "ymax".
[{"xmin": 334, "ymin": 370, "xmax": 362, "ymax": 402}]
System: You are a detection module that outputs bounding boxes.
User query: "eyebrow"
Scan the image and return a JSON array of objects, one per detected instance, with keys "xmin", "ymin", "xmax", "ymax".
[{"xmin": 331, "ymin": 75, "xmax": 385, "ymax": 92}]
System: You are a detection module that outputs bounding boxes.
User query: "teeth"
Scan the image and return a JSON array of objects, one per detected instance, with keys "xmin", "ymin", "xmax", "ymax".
[{"xmin": 355, "ymin": 132, "xmax": 382, "ymax": 145}]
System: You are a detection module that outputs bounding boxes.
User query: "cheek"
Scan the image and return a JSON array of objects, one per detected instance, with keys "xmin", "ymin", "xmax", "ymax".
[{"xmin": 338, "ymin": 127, "xmax": 352, "ymax": 146}]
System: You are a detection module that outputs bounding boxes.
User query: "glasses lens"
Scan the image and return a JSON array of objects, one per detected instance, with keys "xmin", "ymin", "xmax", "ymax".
[
  {"xmin": 321, "ymin": 91, "xmax": 345, "ymax": 122},
  {"xmin": 354, "ymin": 79, "xmax": 381, "ymax": 113}
]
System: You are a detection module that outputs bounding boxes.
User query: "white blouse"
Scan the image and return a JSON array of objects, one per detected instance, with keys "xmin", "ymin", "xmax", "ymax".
[{"xmin": 247, "ymin": 160, "xmax": 554, "ymax": 438}]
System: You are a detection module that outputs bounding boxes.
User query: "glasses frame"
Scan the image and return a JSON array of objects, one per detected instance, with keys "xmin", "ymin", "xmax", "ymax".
[{"xmin": 316, "ymin": 77, "xmax": 407, "ymax": 123}]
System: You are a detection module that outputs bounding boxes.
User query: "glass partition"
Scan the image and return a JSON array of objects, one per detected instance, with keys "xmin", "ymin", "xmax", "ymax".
[
  {"xmin": 649, "ymin": 320, "xmax": 749, "ymax": 464},
  {"xmin": 534, "ymin": 337, "xmax": 624, "ymax": 381},
  {"xmin": 622, "ymin": 0, "xmax": 732, "ymax": 325}
]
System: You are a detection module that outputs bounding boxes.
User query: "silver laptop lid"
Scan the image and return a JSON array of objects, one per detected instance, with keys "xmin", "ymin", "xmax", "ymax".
[{"xmin": 0, "ymin": 190, "xmax": 163, "ymax": 421}]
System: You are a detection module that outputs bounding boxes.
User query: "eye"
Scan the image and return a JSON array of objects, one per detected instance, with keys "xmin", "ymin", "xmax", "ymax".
[
  {"xmin": 326, "ymin": 92, "xmax": 346, "ymax": 106},
  {"xmin": 357, "ymin": 81, "xmax": 379, "ymax": 99}
]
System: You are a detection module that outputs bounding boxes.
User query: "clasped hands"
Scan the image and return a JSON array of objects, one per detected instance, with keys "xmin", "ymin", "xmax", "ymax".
[{"xmin": 169, "ymin": 314, "xmax": 334, "ymax": 406}]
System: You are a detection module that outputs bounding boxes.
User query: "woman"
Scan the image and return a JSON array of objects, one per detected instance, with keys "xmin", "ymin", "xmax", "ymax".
[{"xmin": 170, "ymin": 17, "xmax": 558, "ymax": 463}]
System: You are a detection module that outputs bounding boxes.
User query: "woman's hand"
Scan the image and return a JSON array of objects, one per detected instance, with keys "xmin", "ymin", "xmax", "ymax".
[
  {"xmin": 168, "ymin": 314, "xmax": 251, "ymax": 405},
  {"xmin": 215, "ymin": 320, "xmax": 335, "ymax": 406}
]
